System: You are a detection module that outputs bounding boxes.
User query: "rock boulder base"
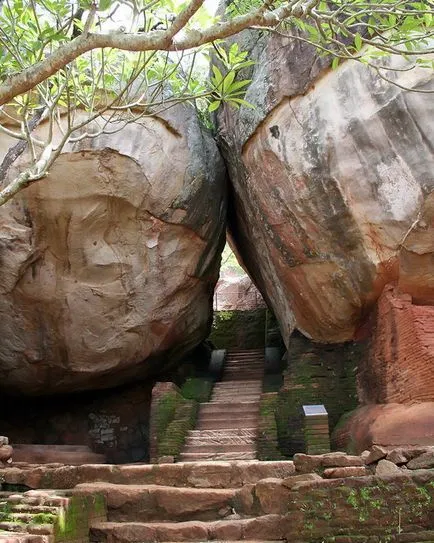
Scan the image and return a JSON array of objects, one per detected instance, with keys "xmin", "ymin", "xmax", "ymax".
[
  {"xmin": 219, "ymin": 34, "xmax": 434, "ymax": 344},
  {"xmin": 0, "ymin": 106, "xmax": 226, "ymax": 395}
]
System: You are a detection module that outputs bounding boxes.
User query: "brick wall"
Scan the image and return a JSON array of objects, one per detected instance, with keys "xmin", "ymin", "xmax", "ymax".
[{"xmin": 358, "ymin": 284, "xmax": 434, "ymax": 404}]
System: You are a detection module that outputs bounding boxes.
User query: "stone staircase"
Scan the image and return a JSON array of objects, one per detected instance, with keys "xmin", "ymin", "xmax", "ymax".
[
  {"xmin": 180, "ymin": 349, "xmax": 265, "ymax": 462},
  {"xmin": 74, "ymin": 460, "xmax": 293, "ymax": 543}
]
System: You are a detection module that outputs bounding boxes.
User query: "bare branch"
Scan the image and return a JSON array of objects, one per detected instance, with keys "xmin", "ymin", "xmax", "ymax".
[{"xmin": 0, "ymin": 107, "xmax": 45, "ymax": 183}]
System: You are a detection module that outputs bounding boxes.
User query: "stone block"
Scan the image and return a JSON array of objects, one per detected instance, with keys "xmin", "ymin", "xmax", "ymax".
[
  {"xmin": 407, "ymin": 450, "xmax": 434, "ymax": 470},
  {"xmin": 282, "ymin": 473, "xmax": 323, "ymax": 488},
  {"xmin": 254, "ymin": 478, "xmax": 289, "ymax": 514},
  {"xmin": 375, "ymin": 459, "xmax": 402, "ymax": 476},
  {"xmin": 323, "ymin": 466, "xmax": 369, "ymax": 479}
]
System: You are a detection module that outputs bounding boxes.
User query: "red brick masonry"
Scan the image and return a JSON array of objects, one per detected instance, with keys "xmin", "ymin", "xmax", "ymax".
[{"xmin": 359, "ymin": 284, "xmax": 434, "ymax": 404}]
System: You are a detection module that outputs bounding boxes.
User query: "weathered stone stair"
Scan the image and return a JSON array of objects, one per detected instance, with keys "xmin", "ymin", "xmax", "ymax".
[
  {"xmin": 179, "ymin": 349, "xmax": 265, "ymax": 462},
  {"xmin": 73, "ymin": 460, "xmax": 293, "ymax": 543}
]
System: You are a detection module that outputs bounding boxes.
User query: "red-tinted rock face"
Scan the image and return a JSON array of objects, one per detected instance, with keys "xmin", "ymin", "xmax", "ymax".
[
  {"xmin": 218, "ymin": 34, "xmax": 434, "ymax": 344},
  {"xmin": 214, "ymin": 271, "xmax": 265, "ymax": 311},
  {"xmin": 0, "ymin": 106, "xmax": 226, "ymax": 395},
  {"xmin": 358, "ymin": 285, "xmax": 434, "ymax": 404},
  {"xmin": 333, "ymin": 403, "xmax": 434, "ymax": 453}
]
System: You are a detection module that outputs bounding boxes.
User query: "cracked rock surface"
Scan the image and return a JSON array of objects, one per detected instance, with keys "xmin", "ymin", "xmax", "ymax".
[
  {"xmin": 0, "ymin": 105, "xmax": 227, "ymax": 395},
  {"xmin": 218, "ymin": 33, "xmax": 434, "ymax": 343}
]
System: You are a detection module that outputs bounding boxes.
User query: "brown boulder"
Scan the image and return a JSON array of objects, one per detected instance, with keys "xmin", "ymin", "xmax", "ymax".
[
  {"xmin": 362, "ymin": 445, "xmax": 388, "ymax": 465},
  {"xmin": 0, "ymin": 444, "xmax": 13, "ymax": 463},
  {"xmin": 218, "ymin": 31, "xmax": 434, "ymax": 343},
  {"xmin": 386, "ymin": 449, "xmax": 408, "ymax": 465},
  {"xmin": 332, "ymin": 403, "xmax": 434, "ymax": 453},
  {"xmin": 407, "ymin": 450, "xmax": 434, "ymax": 470},
  {"xmin": 375, "ymin": 459, "xmax": 402, "ymax": 477},
  {"xmin": 0, "ymin": 106, "xmax": 226, "ymax": 395}
]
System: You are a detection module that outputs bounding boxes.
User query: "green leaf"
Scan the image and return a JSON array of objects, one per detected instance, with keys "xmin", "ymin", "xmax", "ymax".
[
  {"xmin": 227, "ymin": 98, "xmax": 255, "ymax": 109},
  {"xmin": 332, "ymin": 57, "xmax": 340, "ymax": 70},
  {"xmin": 208, "ymin": 100, "xmax": 221, "ymax": 112},
  {"xmin": 354, "ymin": 32, "xmax": 362, "ymax": 51},
  {"xmin": 222, "ymin": 70, "xmax": 236, "ymax": 93},
  {"xmin": 211, "ymin": 65, "xmax": 224, "ymax": 87},
  {"xmin": 99, "ymin": 0, "xmax": 112, "ymax": 11}
]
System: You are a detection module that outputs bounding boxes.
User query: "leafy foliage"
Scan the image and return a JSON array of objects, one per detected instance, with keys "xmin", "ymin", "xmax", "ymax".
[{"xmin": 0, "ymin": 0, "xmax": 433, "ymax": 205}]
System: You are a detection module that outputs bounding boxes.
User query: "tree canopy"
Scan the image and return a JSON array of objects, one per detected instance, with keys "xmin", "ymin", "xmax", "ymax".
[{"xmin": 0, "ymin": 0, "xmax": 433, "ymax": 205}]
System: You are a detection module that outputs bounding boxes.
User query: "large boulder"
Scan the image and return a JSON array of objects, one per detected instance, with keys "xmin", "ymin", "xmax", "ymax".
[
  {"xmin": 218, "ymin": 34, "xmax": 434, "ymax": 344},
  {"xmin": 0, "ymin": 106, "xmax": 227, "ymax": 395}
]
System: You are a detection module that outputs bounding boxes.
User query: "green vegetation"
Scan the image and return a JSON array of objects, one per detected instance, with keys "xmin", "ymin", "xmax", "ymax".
[
  {"xmin": 275, "ymin": 334, "xmax": 362, "ymax": 456},
  {"xmin": 153, "ymin": 377, "xmax": 213, "ymax": 459},
  {"xmin": 32, "ymin": 513, "xmax": 57, "ymax": 524},
  {"xmin": 180, "ymin": 378, "xmax": 213, "ymax": 403},
  {"xmin": 210, "ymin": 309, "xmax": 266, "ymax": 349},
  {"xmin": 1, "ymin": 0, "xmax": 434, "ymax": 205},
  {"xmin": 257, "ymin": 393, "xmax": 286, "ymax": 460}
]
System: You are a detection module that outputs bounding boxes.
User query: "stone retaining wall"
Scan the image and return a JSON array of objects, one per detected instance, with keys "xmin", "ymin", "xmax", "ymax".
[{"xmin": 0, "ymin": 490, "xmax": 106, "ymax": 543}]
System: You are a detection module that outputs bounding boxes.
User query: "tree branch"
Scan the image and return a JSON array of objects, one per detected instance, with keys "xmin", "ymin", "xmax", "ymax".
[
  {"xmin": 0, "ymin": 0, "xmax": 317, "ymax": 107},
  {"xmin": 0, "ymin": 107, "xmax": 46, "ymax": 184}
]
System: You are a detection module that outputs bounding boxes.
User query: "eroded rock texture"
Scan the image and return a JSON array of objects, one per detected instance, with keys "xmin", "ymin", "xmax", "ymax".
[
  {"xmin": 0, "ymin": 106, "xmax": 226, "ymax": 395},
  {"xmin": 218, "ymin": 34, "xmax": 434, "ymax": 344}
]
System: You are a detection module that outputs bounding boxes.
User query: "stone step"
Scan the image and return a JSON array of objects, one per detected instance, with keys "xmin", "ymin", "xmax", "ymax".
[
  {"xmin": 224, "ymin": 365, "xmax": 263, "ymax": 370},
  {"xmin": 222, "ymin": 373, "xmax": 264, "ymax": 378},
  {"xmin": 197, "ymin": 413, "xmax": 259, "ymax": 422},
  {"xmin": 90, "ymin": 516, "xmax": 283, "ymax": 543},
  {"xmin": 185, "ymin": 436, "xmax": 256, "ymax": 447},
  {"xmin": 74, "ymin": 483, "xmax": 236, "ymax": 522},
  {"xmin": 214, "ymin": 379, "xmax": 263, "ymax": 386},
  {"xmin": 195, "ymin": 418, "xmax": 259, "ymax": 430},
  {"xmin": 178, "ymin": 451, "xmax": 257, "ymax": 462},
  {"xmin": 226, "ymin": 352, "xmax": 264, "ymax": 357},
  {"xmin": 210, "ymin": 394, "xmax": 260, "ymax": 402},
  {"xmin": 0, "ymin": 522, "xmax": 54, "ymax": 535},
  {"xmin": 227, "ymin": 352, "xmax": 263, "ymax": 355},
  {"xmin": 213, "ymin": 389, "xmax": 262, "ymax": 401},
  {"xmin": 223, "ymin": 367, "xmax": 263, "ymax": 372},
  {"xmin": 188, "ymin": 429, "xmax": 257, "ymax": 437},
  {"xmin": 199, "ymin": 402, "xmax": 259, "ymax": 413},
  {"xmin": 0, "ymin": 460, "xmax": 295, "ymax": 488},
  {"xmin": 0, "ymin": 534, "xmax": 50, "ymax": 543},
  {"xmin": 198, "ymin": 411, "xmax": 259, "ymax": 421},
  {"xmin": 213, "ymin": 382, "xmax": 262, "ymax": 388},
  {"xmin": 212, "ymin": 385, "xmax": 262, "ymax": 391},
  {"xmin": 211, "ymin": 391, "xmax": 261, "ymax": 398},
  {"xmin": 225, "ymin": 358, "xmax": 264, "ymax": 368},
  {"xmin": 7, "ymin": 504, "xmax": 59, "ymax": 515},
  {"xmin": 182, "ymin": 444, "xmax": 256, "ymax": 454}
]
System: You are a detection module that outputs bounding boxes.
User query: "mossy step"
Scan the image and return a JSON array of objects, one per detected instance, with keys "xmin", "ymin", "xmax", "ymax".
[
  {"xmin": 9, "ymin": 506, "xmax": 59, "ymax": 515},
  {"xmin": 75, "ymin": 483, "xmax": 235, "ymax": 522},
  {"xmin": 0, "ymin": 514, "xmax": 56, "ymax": 525}
]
